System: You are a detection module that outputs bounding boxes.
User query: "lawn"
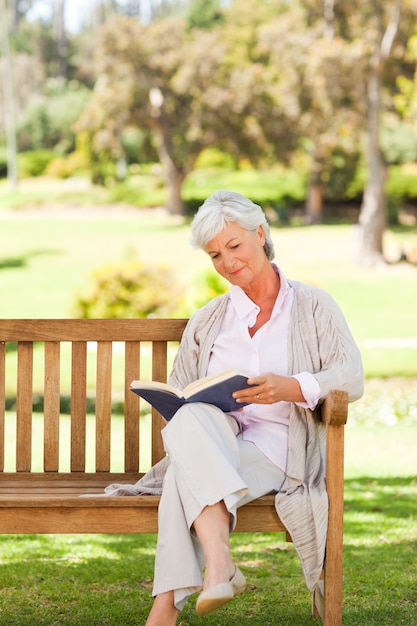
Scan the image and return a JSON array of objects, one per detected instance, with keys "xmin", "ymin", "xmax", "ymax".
[
  {"xmin": 0, "ymin": 202, "xmax": 416, "ymax": 377},
  {"xmin": 0, "ymin": 424, "xmax": 415, "ymax": 625}
]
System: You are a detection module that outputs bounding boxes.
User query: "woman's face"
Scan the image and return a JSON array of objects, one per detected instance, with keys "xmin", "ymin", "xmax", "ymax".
[{"xmin": 204, "ymin": 221, "xmax": 267, "ymax": 290}]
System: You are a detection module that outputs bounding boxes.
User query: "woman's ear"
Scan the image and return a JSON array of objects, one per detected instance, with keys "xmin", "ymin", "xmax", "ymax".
[{"xmin": 257, "ymin": 225, "xmax": 266, "ymax": 245}]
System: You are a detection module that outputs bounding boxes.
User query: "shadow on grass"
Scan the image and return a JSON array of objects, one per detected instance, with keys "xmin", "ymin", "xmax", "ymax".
[
  {"xmin": 0, "ymin": 249, "xmax": 63, "ymax": 271},
  {"xmin": 345, "ymin": 476, "xmax": 417, "ymax": 523}
]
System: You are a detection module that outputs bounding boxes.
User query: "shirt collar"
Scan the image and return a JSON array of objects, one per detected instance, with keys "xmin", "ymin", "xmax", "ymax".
[{"xmin": 228, "ymin": 263, "xmax": 291, "ymax": 328}]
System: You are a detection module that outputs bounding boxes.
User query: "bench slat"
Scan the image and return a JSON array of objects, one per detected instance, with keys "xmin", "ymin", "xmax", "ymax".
[
  {"xmin": 96, "ymin": 341, "xmax": 112, "ymax": 472},
  {"xmin": 44, "ymin": 341, "xmax": 61, "ymax": 471},
  {"xmin": 0, "ymin": 490, "xmax": 284, "ymax": 534},
  {"xmin": 124, "ymin": 341, "xmax": 141, "ymax": 471},
  {"xmin": 17, "ymin": 342, "xmax": 33, "ymax": 472},
  {"xmin": 0, "ymin": 319, "xmax": 188, "ymax": 342},
  {"xmin": 151, "ymin": 341, "xmax": 168, "ymax": 465},
  {"xmin": 0, "ymin": 341, "xmax": 5, "ymax": 471},
  {"xmin": 71, "ymin": 341, "xmax": 87, "ymax": 471}
]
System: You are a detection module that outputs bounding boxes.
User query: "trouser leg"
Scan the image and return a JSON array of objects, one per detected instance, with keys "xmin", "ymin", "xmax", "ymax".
[
  {"xmin": 152, "ymin": 463, "xmax": 205, "ymax": 610},
  {"xmin": 152, "ymin": 402, "xmax": 286, "ymax": 610}
]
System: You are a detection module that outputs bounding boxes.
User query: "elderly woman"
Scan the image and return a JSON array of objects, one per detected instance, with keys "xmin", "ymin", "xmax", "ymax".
[{"xmin": 146, "ymin": 190, "xmax": 363, "ymax": 625}]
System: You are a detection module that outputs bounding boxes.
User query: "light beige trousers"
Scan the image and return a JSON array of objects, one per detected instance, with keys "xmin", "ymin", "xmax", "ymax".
[{"xmin": 152, "ymin": 402, "xmax": 286, "ymax": 611}]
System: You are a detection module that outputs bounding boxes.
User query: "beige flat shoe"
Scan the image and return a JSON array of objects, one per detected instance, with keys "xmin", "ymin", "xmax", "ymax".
[{"xmin": 196, "ymin": 567, "xmax": 246, "ymax": 616}]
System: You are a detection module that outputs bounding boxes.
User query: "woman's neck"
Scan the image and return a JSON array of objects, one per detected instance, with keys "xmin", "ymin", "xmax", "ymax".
[{"xmin": 243, "ymin": 263, "xmax": 281, "ymax": 308}]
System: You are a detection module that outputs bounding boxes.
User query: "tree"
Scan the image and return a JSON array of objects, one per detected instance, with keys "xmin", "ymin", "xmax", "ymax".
[
  {"xmin": 355, "ymin": 1, "xmax": 401, "ymax": 266},
  {"xmin": 78, "ymin": 15, "xmax": 204, "ymax": 213},
  {"xmin": 255, "ymin": 1, "xmax": 365, "ymax": 222},
  {"xmin": 327, "ymin": 0, "xmax": 417, "ymax": 266},
  {"xmin": 0, "ymin": 0, "xmax": 18, "ymax": 190},
  {"xmin": 53, "ymin": 0, "xmax": 68, "ymax": 79}
]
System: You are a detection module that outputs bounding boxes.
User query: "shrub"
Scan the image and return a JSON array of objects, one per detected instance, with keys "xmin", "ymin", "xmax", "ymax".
[
  {"xmin": 18, "ymin": 150, "xmax": 56, "ymax": 177},
  {"xmin": 194, "ymin": 148, "xmax": 236, "ymax": 170},
  {"xmin": 73, "ymin": 260, "xmax": 183, "ymax": 319},
  {"xmin": 45, "ymin": 152, "xmax": 87, "ymax": 178},
  {"xmin": 193, "ymin": 270, "xmax": 228, "ymax": 310},
  {"xmin": 0, "ymin": 148, "xmax": 7, "ymax": 178},
  {"xmin": 386, "ymin": 163, "xmax": 417, "ymax": 200}
]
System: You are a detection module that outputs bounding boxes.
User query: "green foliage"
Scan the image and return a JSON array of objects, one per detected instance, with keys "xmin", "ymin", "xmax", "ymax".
[
  {"xmin": 0, "ymin": 147, "xmax": 7, "ymax": 178},
  {"xmin": 73, "ymin": 259, "xmax": 183, "ymax": 319},
  {"xmin": 17, "ymin": 80, "xmax": 91, "ymax": 153},
  {"xmin": 190, "ymin": 269, "xmax": 229, "ymax": 312},
  {"xmin": 381, "ymin": 118, "xmax": 417, "ymax": 164},
  {"xmin": 44, "ymin": 151, "xmax": 88, "ymax": 179},
  {"xmin": 17, "ymin": 150, "xmax": 56, "ymax": 177},
  {"xmin": 183, "ymin": 167, "xmax": 307, "ymax": 217},
  {"xmin": 386, "ymin": 163, "xmax": 417, "ymax": 200},
  {"xmin": 322, "ymin": 148, "xmax": 362, "ymax": 202},
  {"xmin": 194, "ymin": 148, "xmax": 236, "ymax": 170},
  {"xmin": 108, "ymin": 167, "xmax": 166, "ymax": 207},
  {"xmin": 187, "ymin": 0, "xmax": 224, "ymax": 30}
]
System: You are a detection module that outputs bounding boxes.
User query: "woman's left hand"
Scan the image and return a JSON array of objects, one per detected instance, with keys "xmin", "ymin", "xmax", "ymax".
[{"xmin": 232, "ymin": 373, "xmax": 305, "ymax": 405}]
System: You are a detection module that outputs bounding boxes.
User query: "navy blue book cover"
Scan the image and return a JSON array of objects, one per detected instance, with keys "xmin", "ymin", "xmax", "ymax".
[{"xmin": 130, "ymin": 373, "xmax": 252, "ymax": 421}]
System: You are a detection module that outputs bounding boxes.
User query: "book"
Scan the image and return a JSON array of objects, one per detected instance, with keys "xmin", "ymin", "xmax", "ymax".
[{"xmin": 129, "ymin": 368, "xmax": 254, "ymax": 421}]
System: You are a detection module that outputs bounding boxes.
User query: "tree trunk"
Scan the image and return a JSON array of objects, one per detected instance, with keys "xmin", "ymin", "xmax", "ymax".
[
  {"xmin": 355, "ymin": 1, "xmax": 400, "ymax": 267},
  {"xmin": 165, "ymin": 165, "xmax": 186, "ymax": 216},
  {"xmin": 305, "ymin": 160, "xmax": 324, "ymax": 224},
  {"xmin": 54, "ymin": 0, "xmax": 68, "ymax": 80},
  {"xmin": 156, "ymin": 127, "xmax": 186, "ymax": 215},
  {"xmin": 0, "ymin": 0, "xmax": 18, "ymax": 191},
  {"xmin": 355, "ymin": 68, "xmax": 387, "ymax": 266},
  {"xmin": 150, "ymin": 91, "xmax": 186, "ymax": 216}
]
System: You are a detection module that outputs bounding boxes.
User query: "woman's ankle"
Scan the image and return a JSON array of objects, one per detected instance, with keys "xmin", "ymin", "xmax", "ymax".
[{"xmin": 146, "ymin": 592, "xmax": 179, "ymax": 626}]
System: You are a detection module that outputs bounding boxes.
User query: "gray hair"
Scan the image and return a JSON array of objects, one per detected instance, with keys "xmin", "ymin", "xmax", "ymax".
[{"xmin": 190, "ymin": 190, "xmax": 275, "ymax": 260}]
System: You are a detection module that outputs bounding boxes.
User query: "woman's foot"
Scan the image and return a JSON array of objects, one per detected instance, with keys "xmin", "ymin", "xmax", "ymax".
[{"xmin": 196, "ymin": 567, "xmax": 246, "ymax": 616}]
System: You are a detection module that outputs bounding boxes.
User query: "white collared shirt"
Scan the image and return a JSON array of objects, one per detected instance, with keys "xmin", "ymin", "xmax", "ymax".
[{"xmin": 206, "ymin": 265, "xmax": 320, "ymax": 472}]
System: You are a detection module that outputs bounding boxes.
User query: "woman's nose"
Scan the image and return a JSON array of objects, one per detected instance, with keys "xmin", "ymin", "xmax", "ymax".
[{"xmin": 223, "ymin": 252, "xmax": 236, "ymax": 270}]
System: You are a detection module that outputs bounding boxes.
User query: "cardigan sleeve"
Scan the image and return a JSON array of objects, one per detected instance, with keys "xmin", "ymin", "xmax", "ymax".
[{"xmin": 290, "ymin": 282, "xmax": 364, "ymax": 403}]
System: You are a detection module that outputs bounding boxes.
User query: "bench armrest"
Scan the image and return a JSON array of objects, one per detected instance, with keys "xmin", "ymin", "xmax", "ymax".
[{"xmin": 320, "ymin": 390, "xmax": 348, "ymax": 426}]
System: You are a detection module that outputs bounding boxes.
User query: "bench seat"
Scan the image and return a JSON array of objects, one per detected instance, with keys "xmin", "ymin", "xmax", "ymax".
[{"xmin": 0, "ymin": 473, "xmax": 283, "ymax": 534}]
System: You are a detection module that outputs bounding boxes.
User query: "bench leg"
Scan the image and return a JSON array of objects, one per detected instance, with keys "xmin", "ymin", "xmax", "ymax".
[{"xmin": 312, "ymin": 422, "xmax": 344, "ymax": 625}]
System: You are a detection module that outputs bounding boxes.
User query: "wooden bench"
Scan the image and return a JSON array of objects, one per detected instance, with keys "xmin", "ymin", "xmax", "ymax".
[{"xmin": 0, "ymin": 319, "xmax": 348, "ymax": 625}]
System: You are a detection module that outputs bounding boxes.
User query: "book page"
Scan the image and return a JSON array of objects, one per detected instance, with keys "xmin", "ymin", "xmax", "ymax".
[
  {"xmin": 182, "ymin": 369, "xmax": 243, "ymax": 398},
  {"xmin": 129, "ymin": 380, "xmax": 182, "ymax": 397}
]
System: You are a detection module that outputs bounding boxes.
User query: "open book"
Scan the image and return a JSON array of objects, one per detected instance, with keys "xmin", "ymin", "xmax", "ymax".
[{"xmin": 129, "ymin": 368, "xmax": 253, "ymax": 421}]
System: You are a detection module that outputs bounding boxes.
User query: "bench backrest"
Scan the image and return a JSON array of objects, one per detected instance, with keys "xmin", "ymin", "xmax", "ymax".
[{"xmin": 0, "ymin": 319, "xmax": 188, "ymax": 474}]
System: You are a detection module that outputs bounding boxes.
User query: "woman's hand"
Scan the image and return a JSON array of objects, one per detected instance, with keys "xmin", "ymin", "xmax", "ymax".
[{"xmin": 232, "ymin": 373, "xmax": 305, "ymax": 405}]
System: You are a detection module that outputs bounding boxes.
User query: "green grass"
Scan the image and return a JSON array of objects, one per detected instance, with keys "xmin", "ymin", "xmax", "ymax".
[
  {"xmin": 0, "ymin": 194, "xmax": 416, "ymax": 377},
  {"xmin": 0, "ymin": 424, "xmax": 415, "ymax": 625}
]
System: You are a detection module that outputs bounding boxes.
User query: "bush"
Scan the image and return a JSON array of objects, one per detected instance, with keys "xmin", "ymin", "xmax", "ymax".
[
  {"xmin": 192, "ymin": 270, "xmax": 228, "ymax": 310},
  {"xmin": 183, "ymin": 167, "xmax": 307, "ymax": 218},
  {"xmin": 386, "ymin": 163, "xmax": 417, "ymax": 200},
  {"xmin": 45, "ymin": 152, "xmax": 88, "ymax": 178},
  {"xmin": 194, "ymin": 148, "xmax": 236, "ymax": 169},
  {"xmin": 0, "ymin": 148, "xmax": 7, "ymax": 178},
  {"xmin": 73, "ymin": 259, "xmax": 183, "ymax": 319},
  {"xmin": 18, "ymin": 150, "xmax": 56, "ymax": 177}
]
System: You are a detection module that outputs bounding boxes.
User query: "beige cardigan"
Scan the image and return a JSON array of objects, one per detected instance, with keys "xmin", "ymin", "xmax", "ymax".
[
  {"xmin": 168, "ymin": 279, "xmax": 363, "ymax": 591},
  {"xmin": 106, "ymin": 280, "xmax": 363, "ymax": 592}
]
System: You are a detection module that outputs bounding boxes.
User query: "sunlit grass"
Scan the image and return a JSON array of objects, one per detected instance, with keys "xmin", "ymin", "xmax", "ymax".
[{"xmin": 0, "ymin": 205, "xmax": 416, "ymax": 376}]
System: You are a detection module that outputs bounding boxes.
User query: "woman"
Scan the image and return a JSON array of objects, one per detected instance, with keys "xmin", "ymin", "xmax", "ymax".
[{"xmin": 146, "ymin": 190, "xmax": 363, "ymax": 625}]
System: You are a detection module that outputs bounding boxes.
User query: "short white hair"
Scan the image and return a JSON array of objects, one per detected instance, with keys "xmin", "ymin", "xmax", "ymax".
[{"xmin": 190, "ymin": 190, "xmax": 275, "ymax": 260}]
